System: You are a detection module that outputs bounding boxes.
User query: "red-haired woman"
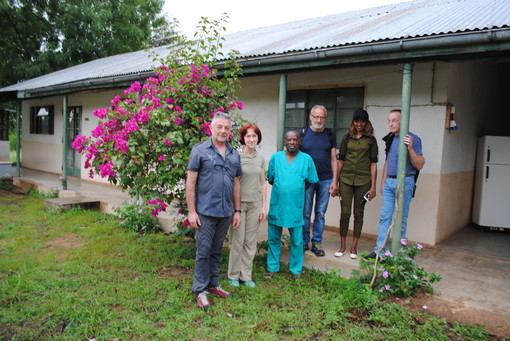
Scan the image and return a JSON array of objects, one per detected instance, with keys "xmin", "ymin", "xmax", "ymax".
[{"xmin": 227, "ymin": 123, "xmax": 267, "ymax": 288}]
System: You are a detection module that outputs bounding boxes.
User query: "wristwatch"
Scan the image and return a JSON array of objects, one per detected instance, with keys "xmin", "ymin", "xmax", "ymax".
[{"xmin": 234, "ymin": 209, "xmax": 241, "ymax": 213}]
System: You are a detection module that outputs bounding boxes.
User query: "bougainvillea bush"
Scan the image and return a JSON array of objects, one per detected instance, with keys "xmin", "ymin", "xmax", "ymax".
[{"xmin": 72, "ymin": 17, "xmax": 244, "ymax": 230}]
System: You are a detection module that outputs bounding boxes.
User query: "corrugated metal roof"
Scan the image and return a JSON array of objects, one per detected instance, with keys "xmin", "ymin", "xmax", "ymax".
[{"xmin": 2, "ymin": 0, "xmax": 509, "ymax": 93}]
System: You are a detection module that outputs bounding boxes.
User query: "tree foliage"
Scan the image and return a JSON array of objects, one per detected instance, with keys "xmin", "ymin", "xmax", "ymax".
[
  {"xmin": 0, "ymin": 0, "xmax": 173, "ymax": 87},
  {"xmin": 72, "ymin": 17, "xmax": 244, "ymax": 228}
]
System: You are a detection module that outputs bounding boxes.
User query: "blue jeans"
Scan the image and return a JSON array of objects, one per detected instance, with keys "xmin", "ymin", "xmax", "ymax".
[
  {"xmin": 374, "ymin": 177, "xmax": 415, "ymax": 253},
  {"xmin": 303, "ymin": 179, "xmax": 332, "ymax": 245}
]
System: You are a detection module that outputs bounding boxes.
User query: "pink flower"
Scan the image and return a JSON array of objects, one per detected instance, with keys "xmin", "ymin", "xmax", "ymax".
[
  {"xmin": 401, "ymin": 238, "xmax": 407, "ymax": 245},
  {"xmin": 91, "ymin": 125, "xmax": 104, "ymax": 138},
  {"xmin": 174, "ymin": 118, "xmax": 182, "ymax": 125},
  {"xmin": 124, "ymin": 81, "xmax": 141, "ymax": 95},
  {"xmin": 147, "ymin": 198, "xmax": 168, "ymax": 217},
  {"xmin": 183, "ymin": 218, "xmax": 190, "ymax": 228},
  {"xmin": 158, "ymin": 155, "xmax": 166, "ymax": 161},
  {"xmin": 99, "ymin": 161, "xmax": 116, "ymax": 179},
  {"xmin": 385, "ymin": 285, "xmax": 391, "ymax": 291},
  {"xmin": 71, "ymin": 135, "xmax": 87, "ymax": 152},
  {"xmin": 383, "ymin": 271, "xmax": 389, "ymax": 279},
  {"xmin": 124, "ymin": 119, "xmax": 140, "ymax": 133},
  {"xmin": 406, "ymin": 257, "xmax": 412, "ymax": 261},
  {"xmin": 163, "ymin": 138, "xmax": 172, "ymax": 146},
  {"xmin": 93, "ymin": 108, "xmax": 109, "ymax": 119},
  {"xmin": 417, "ymin": 243, "xmax": 423, "ymax": 250},
  {"xmin": 413, "ymin": 275, "xmax": 419, "ymax": 280},
  {"xmin": 111, "ymin": 95, "xmax": 122, "ymax": 106},
  {"xmin": 384, "ymin": 251, "xmax": 393, "ymax": 257},
  {"xmin": 228, "ymin": 101, "xmax": 243, "ymax": 110},
  {"xmin": 201, "ymin": 122, "xmax": 212, "ymax": 136}
]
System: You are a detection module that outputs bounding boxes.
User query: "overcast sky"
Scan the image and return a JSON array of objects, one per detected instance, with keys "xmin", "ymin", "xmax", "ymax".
[{"xmin": 163, "ymin": 0, "xmax": 408, "ymax": 36}]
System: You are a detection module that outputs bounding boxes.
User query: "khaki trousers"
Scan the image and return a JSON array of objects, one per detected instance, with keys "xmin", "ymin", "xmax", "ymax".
[{"xmin": 228, "ymin": 201, "xmax": 262, "ymax": 281}]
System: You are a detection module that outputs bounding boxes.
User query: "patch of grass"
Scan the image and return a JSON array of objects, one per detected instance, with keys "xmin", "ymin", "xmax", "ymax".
[{"xmin": 0, "ymin": 195, "xmax": 502, "ymax": 340}]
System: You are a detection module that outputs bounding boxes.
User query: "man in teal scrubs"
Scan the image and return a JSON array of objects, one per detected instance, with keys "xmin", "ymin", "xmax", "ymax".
[{"xmin": 266, "ymin": 131, "xmax": 319, "ymax": 278}]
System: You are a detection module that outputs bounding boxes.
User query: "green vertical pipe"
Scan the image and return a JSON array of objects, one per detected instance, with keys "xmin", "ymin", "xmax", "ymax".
[
  {"xmin": 392, "ymin": 63, "xmax": 413, "ymax": 253},
  {"xmin": 15, "ymin": 100, "xmax": 21, "ymax": 176},
  {"xmin": 277, "ymin": 74, "xmax": 287, "ymax": 151},
  {"xmin": 62, "ymin": 96, "xmax": 68, "ymax": 190}
]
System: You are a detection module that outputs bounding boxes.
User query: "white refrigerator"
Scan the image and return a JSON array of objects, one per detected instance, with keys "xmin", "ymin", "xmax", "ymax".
[{"xmin": 472, "ymin": 135, "xmax": 510, "ymax": 229}]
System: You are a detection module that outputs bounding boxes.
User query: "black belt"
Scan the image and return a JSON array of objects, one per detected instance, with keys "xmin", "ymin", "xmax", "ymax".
[{"xmin": 388, "ymin": 174, "xmax": 415, "ymax": 178}]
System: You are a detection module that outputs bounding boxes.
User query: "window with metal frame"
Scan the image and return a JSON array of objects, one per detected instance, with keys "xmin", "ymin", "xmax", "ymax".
[
  {"xmin": 285, "ymin": 87, "xmax": 365, "ymax": 144},
  {"xmin": 0, "ymin": 110, "xmax": 8, "ymax": 141},
  {"xmin": 30, "ymin": 106, "xmax": 54, "ymax": 135}
]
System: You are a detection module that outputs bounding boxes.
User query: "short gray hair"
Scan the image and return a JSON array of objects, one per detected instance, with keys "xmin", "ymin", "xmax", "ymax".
[
  {"xmin": 211, "ymin": 111, "xmax": 232, "ymax": 125},
  {"xmin": 310, "ymin": 105, "xmax": 327, "ymax": 115}
]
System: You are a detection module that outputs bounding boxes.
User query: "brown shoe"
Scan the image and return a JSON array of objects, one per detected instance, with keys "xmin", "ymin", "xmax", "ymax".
[
  {"xmin": 265, "ymin": 271, "xmax": 276, "ymax": 279},
  {"xmin": 207, "ymin": 285, "xmax": 231, "ymax": 299}
]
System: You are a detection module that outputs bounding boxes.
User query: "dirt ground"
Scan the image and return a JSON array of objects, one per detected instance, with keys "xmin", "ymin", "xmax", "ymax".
[
  {"xmin": 1, "ymin": 179, "xmax": 508, "ymax": 339},
  {"xmin": 392, "ymin": 293, "xmax": 509, "ymax": 338}
]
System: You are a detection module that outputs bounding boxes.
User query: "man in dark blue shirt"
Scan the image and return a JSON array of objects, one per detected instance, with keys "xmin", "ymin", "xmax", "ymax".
[
  {"xmin": 186, "ymin": 112, "xmax": 242, "ymax": 309},
  {"xmin": 300, "ymin": 105, "xmax": 338, "ymax": 257},
  {"xmin": 366, "ymin": 109, "xmax": 425, "ymax": 260}
]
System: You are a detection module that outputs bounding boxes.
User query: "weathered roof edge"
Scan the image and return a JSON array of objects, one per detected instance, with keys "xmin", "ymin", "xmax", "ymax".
[{"xmin": 3, "ymin": 27, "xmax": 508, "ymax": 102}]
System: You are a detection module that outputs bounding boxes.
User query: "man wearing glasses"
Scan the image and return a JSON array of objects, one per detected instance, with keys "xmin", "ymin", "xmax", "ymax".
[{"xmin": 300, "ymin": 105, "xmax": 338, "ymax": 257}]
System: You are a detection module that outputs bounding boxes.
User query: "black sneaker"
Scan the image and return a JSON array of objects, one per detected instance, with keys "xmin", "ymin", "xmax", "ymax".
[
  {"xmin": 311, "ymin": 243, "xmax": 325, "ymax": 257},
  {"xmin": 304, "ymin": 243, "xmax": 309, "ymax": 251},
  {"xmin": 364, "ymin": 251, "xmax": 377, "ymax": 259},
  {"xmin": 364, "ymin": 251, "xmax": 386, "ymax": 263}
]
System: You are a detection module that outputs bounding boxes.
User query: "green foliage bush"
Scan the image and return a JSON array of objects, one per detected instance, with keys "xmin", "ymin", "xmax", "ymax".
[
  {"xmin": 359, "ymin": 238, "xmax": 441, "ymax": 297},
  {"xmin": 113, "ymin": 201, "xmax": 161, "ymax": 234},
  {"xmin": 9, "ymin": 132, "xmax": 16, "ymax": 151}
]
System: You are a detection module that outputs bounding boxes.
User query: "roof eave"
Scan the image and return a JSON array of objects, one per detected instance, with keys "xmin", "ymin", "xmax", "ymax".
[
  {"xmin": 6, "ymin": 28, "xmax": 510, "ymax": 100},
  {"xmin": 231, "ymin": 28, "xmax": 510, "ymax": 74}
]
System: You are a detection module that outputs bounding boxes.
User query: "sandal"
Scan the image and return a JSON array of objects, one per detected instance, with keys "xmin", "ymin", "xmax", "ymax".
[
  {"xmin": 265, "ymin": 271, "xmax": 276, "ymax": 279},
  {"xmin": 334, "ymin": 251, "xmax": 345, "ymax": 257}
]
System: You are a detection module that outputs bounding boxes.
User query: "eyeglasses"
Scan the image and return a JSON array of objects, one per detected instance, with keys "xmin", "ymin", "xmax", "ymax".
[{"xmin": 311, "ymin": 114, "xmax": 327, "ymax": 120}]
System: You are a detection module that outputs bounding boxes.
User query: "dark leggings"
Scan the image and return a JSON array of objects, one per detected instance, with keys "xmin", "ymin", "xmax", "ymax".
[{"xmin": 339, "ymin": 181, "xmax": 371, "ymax": 238}]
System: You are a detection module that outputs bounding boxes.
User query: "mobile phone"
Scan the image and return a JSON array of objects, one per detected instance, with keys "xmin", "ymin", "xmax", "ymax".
[{"xmin": 361, "ymin": 191, "xmax": 370, "ymax": 204}]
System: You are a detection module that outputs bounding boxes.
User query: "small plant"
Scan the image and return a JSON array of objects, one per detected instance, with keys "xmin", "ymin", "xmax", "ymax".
[
  {"xmin": 257, "ymin": 240, "xmax": 269, "ymax": 254},
  {"xmin": 58, "ymin": 175, "xmax": 67, "ymax": 189},
  {"xmin": 359, "ymin": 238, "xmax": 441, "ymax": 297},
  {"xmin": 0, "ymin": 179, "xmax": 11, "ymax": 190},
  {"xmin": 26, "ymin": 188, "xmax": 58, "ymax": 199},
  {"xmin": 113, "ymin": 201, "xmax": 161, "ymax": 234},
  {"xmin": 256, "ymin": 235, "xmax": 291, "ymax": 254}
]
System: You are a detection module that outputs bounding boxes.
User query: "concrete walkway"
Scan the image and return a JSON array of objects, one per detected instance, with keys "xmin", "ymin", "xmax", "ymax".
[{"xmin": 9, "ymin": 168, "xmax": 510, "ymax": 337}]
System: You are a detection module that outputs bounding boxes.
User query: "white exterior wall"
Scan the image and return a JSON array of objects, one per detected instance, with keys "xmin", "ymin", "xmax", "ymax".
[
  {"xmin": 238, "ymin": 63, "xmax": 449, "ymax": 246},
  {"xmin": 23, "ymin": 61, "xmax": 507, "ymax": 246},
  {"xmin": 22, "ymin": 98, "xmax": 64, "ymax": 174},
  {"xmin": 21, "ymin": 89, "xmax": 124, "ymax": 184}
]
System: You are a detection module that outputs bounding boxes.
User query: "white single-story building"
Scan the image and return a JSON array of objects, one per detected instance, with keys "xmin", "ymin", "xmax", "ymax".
[{"xmin": 1, "ymin": 0, "xmax": 509, "ymax": 246}]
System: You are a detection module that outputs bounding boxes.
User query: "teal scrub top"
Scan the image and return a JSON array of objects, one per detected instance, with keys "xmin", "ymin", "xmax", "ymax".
[{"xmin": 267, "ymin": 151, "xmax": 318, "ymax": 228}]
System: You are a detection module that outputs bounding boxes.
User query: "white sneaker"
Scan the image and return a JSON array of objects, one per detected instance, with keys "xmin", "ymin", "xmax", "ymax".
[{"xmin": 196, "ymin": 291, "xmax": 210, "ymax": 309}]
